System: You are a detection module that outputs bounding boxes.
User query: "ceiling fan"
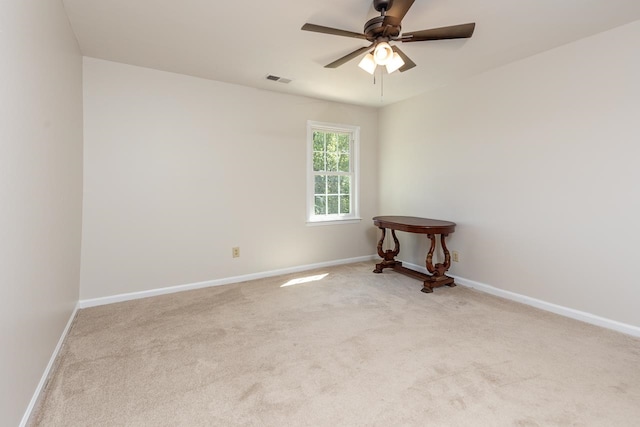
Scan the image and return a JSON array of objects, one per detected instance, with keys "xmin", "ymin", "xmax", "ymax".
[{"xmin": 301, "ymin": 0, "xmax": 475, "ymax": 74}]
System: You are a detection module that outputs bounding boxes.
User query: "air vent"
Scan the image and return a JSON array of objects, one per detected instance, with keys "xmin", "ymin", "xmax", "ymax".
[{"xmin": 265, "ymin": 75, "xmax": 292, "ymax": 84}]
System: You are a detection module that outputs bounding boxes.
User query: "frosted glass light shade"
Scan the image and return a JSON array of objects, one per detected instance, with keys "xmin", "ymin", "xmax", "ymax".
[
  {"xmin": 358, "ymin": 53, "xmax": 376, "ymax": 74},
  {"xmin": 385, "ymin": 52, "xmax": 405, "ymax": 73},
  {"xmin": 373, "ymin": 42, "xmax": 393, "ymax": 65}
]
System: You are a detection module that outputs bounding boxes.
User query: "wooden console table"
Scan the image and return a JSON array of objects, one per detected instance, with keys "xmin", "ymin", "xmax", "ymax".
[{"xmin": 372, "ymin": 216, "xmax": 457, "ymax": 293}]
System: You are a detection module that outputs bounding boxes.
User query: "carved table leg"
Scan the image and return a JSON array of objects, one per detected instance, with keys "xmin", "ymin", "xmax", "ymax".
[
  {"xmin": 422, "ymin": 233, "xmax": 456, "ymax": 293},
  {"xmin": 373, "ymin": 228, "xmax": 401, "ymax": 273}
]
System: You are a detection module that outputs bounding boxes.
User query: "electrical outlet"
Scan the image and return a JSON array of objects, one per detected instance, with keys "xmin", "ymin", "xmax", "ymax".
[
  {"xmin": 232, "ymin": 247, "xmax": 240, "ymax": 258},
  {"xmin": 452, "ymin": 251, "xmax": 460, "ymax": 262}
]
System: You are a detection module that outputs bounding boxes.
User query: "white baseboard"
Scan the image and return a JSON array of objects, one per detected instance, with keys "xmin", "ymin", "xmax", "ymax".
[
  {"xmin": 79, "ymin": 254, "xmax": 640, "ymax": 336},
  {"xmin": 20, "ymin": 303, "xmax": 79, "ymax": 427},
  {"xmin": 401, "ymin": 261, "xmax": 640, "ymax": 338},
  {"xmin": 79, "ymin": 255, "xmax": 378, "ymax": 309}
]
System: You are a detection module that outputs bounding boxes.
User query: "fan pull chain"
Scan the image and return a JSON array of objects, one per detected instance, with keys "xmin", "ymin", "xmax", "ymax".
[{"xmin": 372, "ymin": 68, "xmax": 384, "ymax": 101}]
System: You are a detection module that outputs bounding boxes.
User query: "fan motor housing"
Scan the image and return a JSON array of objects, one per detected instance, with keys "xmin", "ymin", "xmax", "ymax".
[{"xmin": 364, "ymin": 15, "xmax": 401, "ymax": 40}]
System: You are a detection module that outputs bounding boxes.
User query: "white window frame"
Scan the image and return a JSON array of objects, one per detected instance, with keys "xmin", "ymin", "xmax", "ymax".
[{"xmin": 306, "ymin": 120, "xmax": 361, "ymax": 226}]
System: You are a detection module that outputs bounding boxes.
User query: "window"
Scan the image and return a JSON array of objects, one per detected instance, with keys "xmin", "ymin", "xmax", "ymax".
[{"xmin": 307, "ymin": 121, "xmax": 360, "ymax": 224}]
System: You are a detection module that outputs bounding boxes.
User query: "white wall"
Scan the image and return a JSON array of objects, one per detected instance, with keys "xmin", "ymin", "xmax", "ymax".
[
  {"xmin": 379, "ymin": 21, "xmax": 640, "ymax": 326},
  {"xmin": 80, "ymin": 58, "xmax": 379, "ymax": 299},
  {"xmin": 0, "ymin": 1, "xmax": 83, "ymax": 425}
]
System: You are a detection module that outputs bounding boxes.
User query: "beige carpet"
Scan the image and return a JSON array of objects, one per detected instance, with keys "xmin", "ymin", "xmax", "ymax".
[{"xmin": 30, "ymin": 262, "xmax": 640, "ymax": 426}]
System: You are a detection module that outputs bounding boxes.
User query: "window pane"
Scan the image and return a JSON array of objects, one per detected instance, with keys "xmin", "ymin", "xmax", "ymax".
[
  {"xmin": 338, "ymin": 154, "xmax": 350, "ymax": 172},
  {"xmin": 338, "ymin": 134, "xmax": 350, "ymax": 152},
  {"xmin": 314, "ymin": 196, "xmax": 326, "ymax": 215},
  {"xmin": 326, "ymin": 153, "xmax": 338, "ymax": 171},
  {"xmin": 313, "ymin": 132, "xmax": 324, "ymax": 152},
  {"xmin": 326, "ymin": 133, "xmax": 338, "ymax": 152},
  {"xmin": 327, "ymin": 176, "xmax": 339, "ymax": 194},
  {"xmin": 340, "ymin": 195, "xmax": 350, "ymax": 214},
  {"xmin": 339, "ymin": 176, "xmax": 350, "ymax": 194},
  {"xmin": 327, "ymin": 195, "xmax": 339, "ymax": 214},
  {"xmin": 314, "ymin": 175, "xmax": 326, "ymax": 194},
  {"xmin": 313, "ymin": 152, "xmax": 325, "ymax": 172}
]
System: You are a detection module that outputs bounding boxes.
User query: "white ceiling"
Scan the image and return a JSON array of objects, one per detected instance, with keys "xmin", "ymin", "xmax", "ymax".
[{"xmin": 62, "ymin": 0, "xmax": 640, "ymax": 107}]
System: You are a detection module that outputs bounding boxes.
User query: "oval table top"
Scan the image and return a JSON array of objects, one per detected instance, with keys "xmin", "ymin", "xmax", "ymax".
[{"xmin": 372, "ymin": 216, "xmax": 456, "ymax": 234}]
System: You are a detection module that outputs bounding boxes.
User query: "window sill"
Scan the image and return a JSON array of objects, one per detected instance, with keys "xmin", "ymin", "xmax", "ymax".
[{"xmin": 306, "ymin": 218, "xmax": 362, "ymax": 227}]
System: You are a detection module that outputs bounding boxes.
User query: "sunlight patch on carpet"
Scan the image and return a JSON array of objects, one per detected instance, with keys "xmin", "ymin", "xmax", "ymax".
[{"xmin": 280, "ymin": 273, "xmax": 328, "ymax": 288}]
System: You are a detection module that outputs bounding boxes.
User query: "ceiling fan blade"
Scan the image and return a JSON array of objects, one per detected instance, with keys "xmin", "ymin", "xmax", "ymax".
[
  {"xmin": 325, "ymin": 45, "xmax": 374, "ymax": 68},
  {"xmin": 385, "ymin": 0, "xmax": 415, "ymax": 21},
  {"xmin": 302, "ymin": 23, "xmax": 367, "ymax": 40},
  {"xmin": 402, "ymin": 23, "xmax": 476, "ymax": 42},
  {"xmin": 391, "ymin": 46, "xmax": 416, "ymax": 72}
]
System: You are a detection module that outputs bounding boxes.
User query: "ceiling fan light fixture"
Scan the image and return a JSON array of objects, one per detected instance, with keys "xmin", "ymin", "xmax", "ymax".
[
  {"xmin": 358, "ymin": 53, "xmax": 377, "ymax": 74},
  {"xmin": 301, "ymin": 0, "xmax": 477, "ymax": 78},
  {"xmin": 385, "ymin": 52, "xmax": 405, "ymax": 73},
  {"xmin": 373, "ymin": 42, "xmax": 393, "ymax": 65}
]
